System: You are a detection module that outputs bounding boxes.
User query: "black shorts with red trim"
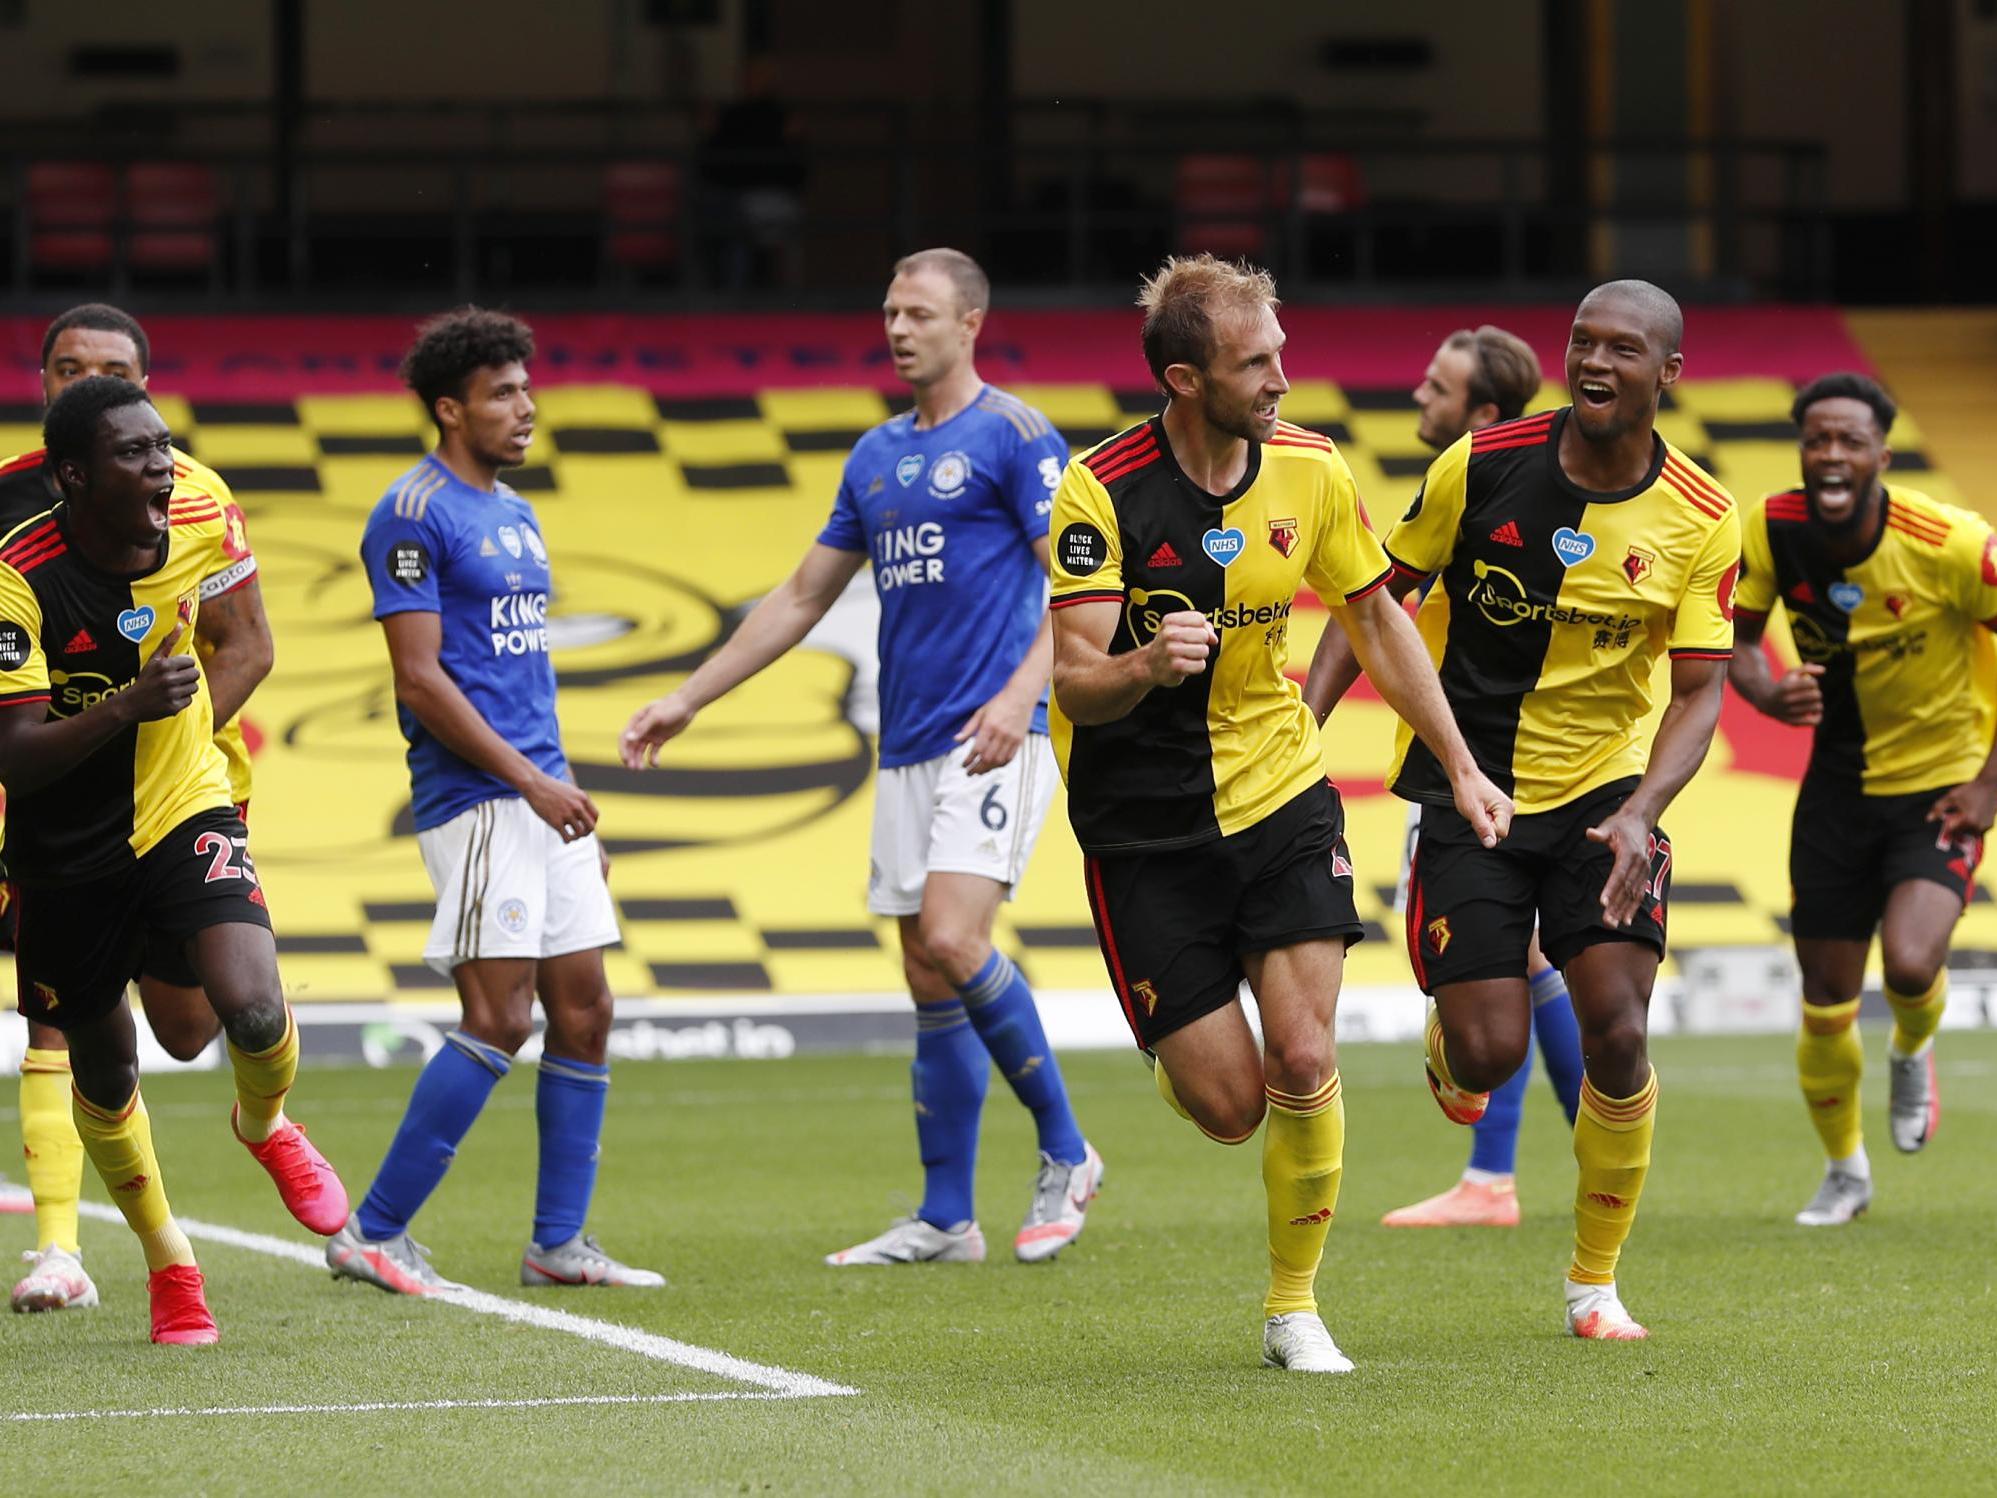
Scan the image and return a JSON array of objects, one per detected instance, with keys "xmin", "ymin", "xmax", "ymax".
[
  {"xmin": 15, "ymin": 806, "xmax": 271, "ymax": 1031},
  {"xmin": 1404, "ymin": 775, "xmax": 1669, "ymax": 992},
  {"xmin": 1082, "ymin": 780, "xmax": 1364, "ymax": 1051},
  {"xmin": 1789, "ymin": 774, "xmax": 1983, "ymax": 940}
]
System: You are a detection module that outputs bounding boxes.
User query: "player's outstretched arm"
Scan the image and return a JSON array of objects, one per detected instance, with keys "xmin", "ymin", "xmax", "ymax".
[
  {"xmin": 957, "ymin": 535, "xmax": 1053, "ymax": 775},
  {"xmin": 1927, "ymin": 624, "xmax": 1997, "ymax": 839},
  {"xmin": 620, "ymin": 543, "xmax": 866, "ymax": 769},
  {"xmin": 1051, "ymin": 598, "xmax": 1213, "ymax": 726},
  {"xmin": 1337, "ymin": 585, "xmax": 1511, "ymax": 847},
  {"xmin": 1587, "ymin": 655, "xmax": 1728, "ymax": 927},
  {"xmin": 1303, "ymin": 572, "xmax": 1423, "ymax": 725},
  {"xmin": 382, "ymin": 610, "xmax": 597, "ymax": 842},
  {"xmin": 196, "ymin": 576, "xmax": 274, "ymax": 728},
  {"xmin": 1726, "ymin": 611, "xmax": 1822, "ymax": 726},
  {"xmin": 0, "ymin": 622, "xmax": 198, "ymax": 794}
]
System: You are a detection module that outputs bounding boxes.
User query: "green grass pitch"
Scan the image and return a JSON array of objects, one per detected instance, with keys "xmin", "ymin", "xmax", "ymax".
[{"xmin": 2, "ymin": 1029, "xmax": 1991, "ymax": 1495}]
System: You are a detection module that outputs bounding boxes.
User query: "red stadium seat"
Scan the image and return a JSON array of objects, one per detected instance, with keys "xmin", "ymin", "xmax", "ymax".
[
  {"xmin": 1274, "ymin": 152, "xmax": 1369, "ymax": 215},
  {"xmin": 604, "ymin": 160, "xmax": 682, "ymax": 273},
  {"xmin": 1174, "ymin": 153, "xmax": 1272, "ymax": 259},
  {"xmin": 27, "ymin": 162, "xmax": 118, "ymax": 274},
  {"xmin": 126, "ymin": 162, "xmax": 222, "ymax": 275}
]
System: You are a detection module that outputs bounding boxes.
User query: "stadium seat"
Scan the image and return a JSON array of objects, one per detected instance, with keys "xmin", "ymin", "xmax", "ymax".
[
  {"xmin": 26, "ymin": 161, "xmax": 118, "ymax": 275},
  {"xmin": 1274, "ymin": 152, "xmax": 1369, "ymax": 216},
  {"xmin": 1173, "ymin": 153, "xmax": 1272, "ymax": 259},
  {"xmin": 127, "ymin": 162, "xmax": 222, "ymax": 277},
  {"xmin": 604, "ymin": 160, "xmax": 683, "ymax": 276}
]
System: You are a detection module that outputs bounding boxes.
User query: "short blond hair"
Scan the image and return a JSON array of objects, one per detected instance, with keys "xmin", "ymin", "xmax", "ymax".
[
  {"xmin": 1137, "ymin": 254, "xmax": 1280, "ymax": 389},
  {"xmin": 892, "ymin": 247, "xmax": 990, "ymax": 315}
]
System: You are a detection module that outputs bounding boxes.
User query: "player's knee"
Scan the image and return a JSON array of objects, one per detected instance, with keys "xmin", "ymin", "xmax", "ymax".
[
  {"xmin": 152, "ymin": 1012, "xmax": 222, "ymax": 1063},
  {"xmin": 915, "ymin": 921, "xmax": 989, "ymax": 988},
  {"xmin": 549, "ymin": 986, "xmax": 613, "ymax": 1057},
  {"xmin": 1583, "ymin": 1017, "xmax": 1649, "ymax": 1089},
  {"xmin": 1262, "ymin": 1029, "xmax": 1332, "ymax": 1097},
  {"xmin": 1443, "ymin": 1025, "xmax": 1526, "ymax": 1094},
  {"xmin": 1879, "ymin": 947, "xmax": 1943, "ymax": 999},
  {"xmin": 1197, "ymin": 1088, "xmax": 1267, "ymax": 1143},
  {"xmin": 223, "ymin": 994, "xmax": 288, "ymax": 1054}
]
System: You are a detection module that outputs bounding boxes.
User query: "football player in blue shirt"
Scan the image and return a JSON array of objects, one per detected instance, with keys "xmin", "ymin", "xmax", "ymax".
[
  {"xmin": 333, "ymin": 309, "xmax": 661, "ymax": 1294},
  {"xmin": 622, "ymin": 249, "xmax": 1102, "ymax": 1265}
]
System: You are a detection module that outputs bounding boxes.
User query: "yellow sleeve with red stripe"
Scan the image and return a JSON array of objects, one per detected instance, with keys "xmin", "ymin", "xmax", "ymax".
[
  {"xmin": 1300, "ymin": 443, "xmax": 1392, "ymax": 602},
  {"xmin": 0, "ymin": 561, "xmax": 48, "ymax": 708},
  {"xmin": 1733, "ymin": 496, "xmax": 1778, "ymax": 618},
  {"xmin": 1383, "ymin": 433, "xmax": 1470, "ymax": 579},
  {"xmin": 1668, "ymin": 508, "xmax": 1742, "ymax": 657},
  {"xmin": 1048, "ymin": 459, "xmax": 1123, "ymax": 609}
]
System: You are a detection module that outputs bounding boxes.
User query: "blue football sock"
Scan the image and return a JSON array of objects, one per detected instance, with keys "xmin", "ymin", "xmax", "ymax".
[
  {"xmin": 1530, "ymin": 965, "xmax": 1585, "ymax": 1124},
  {"xmin": 356, "ymin": 1029, "xmax": 509, "ymax": 1241},
  {"xmin": 1467, "ymin": 1024, "xmax": 1533, "ymax": 1176},
  {"xmin": 533, "ymin": 1054, "xmax": 610, "ymax": 1248},
  {"xmin": 912, "ymin": 1000, "xmax": 988, "ymax": 1230},
  {"xmin": 956, "ymin": 950, "xmax": 1087, "ymax": 1165}
]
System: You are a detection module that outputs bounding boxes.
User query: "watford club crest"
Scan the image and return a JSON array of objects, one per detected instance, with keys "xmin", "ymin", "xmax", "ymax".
[
  {"xmin": 1425, "ymin": 915, "xmax": 1453, "ymax": 955},
  {"xmin": 1622, "ymin": 546, "xmax": 1655, "ymax": 585},
  {"xmin": 1267, "ymin": 517, "xmax": 1299, "ymax": 558},
  {"xmin": 1131, "ymin": 979, "xmax": 1160, "ymax": 1016}
]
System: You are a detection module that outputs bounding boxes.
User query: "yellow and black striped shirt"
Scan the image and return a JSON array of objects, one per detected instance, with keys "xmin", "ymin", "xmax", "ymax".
[{"xmin": 1048, "ymin": 418, "xmax": 1390, "ymax": 853}]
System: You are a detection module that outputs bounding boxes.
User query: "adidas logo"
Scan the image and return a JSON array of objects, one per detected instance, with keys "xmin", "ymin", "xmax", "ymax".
[
  {"xmin": 1790, "ymin": 581, "xmax": 1817, "ymax": 605},
  {"xmin": 115, "ymin": 1173, "xmax": 150, "ymax": 1195},
  {"xmin": 1287, "ymin": 1207, "xmax": 1334, "ymax": 1227},
  {"xmin": 479, "ymin": 537, "xmax": 499, "ymax": 557},
  {"xmin": 1488, "ymin": 520, "xmax": 1524, "ymax": 547},
  {"xmin": 1147, "ymin": 541, "xmax": 1183, "ymax": 568},
  {"xmin": 62, "ymin": 627, "xmax": 97, "ymax": 654}
]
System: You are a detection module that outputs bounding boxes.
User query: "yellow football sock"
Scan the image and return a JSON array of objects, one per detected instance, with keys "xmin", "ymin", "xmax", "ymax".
[
  {"xmin": 1262, "ymin": 1073, "xmax": 1344, "ymax": 1316},
  {"xmin": 1569, "ymin": 1069, "xmax": 1657, "ymax": 1286},
  {"xmin": 20, "ymin": 1049, "xmax": 83, "ymax": 1254},
  {"xmin": 1155, "ymin": 1059, "xmax": 1257, "ymax": 1145},
  {"xmin": 1886, "ymin": 973, "xmax": 1947, "ymax": 1056},
  {"xmin": 228, "ymin": 1006, "xmax": 298, "ymax": 1143},
  {"xmin": 1797, "ymin": 999, "xmax": 1864, "ymax": 1162},
  {"xmin": 72, "ymin": 1086, "xmax": 195, "ymax": 1271}
]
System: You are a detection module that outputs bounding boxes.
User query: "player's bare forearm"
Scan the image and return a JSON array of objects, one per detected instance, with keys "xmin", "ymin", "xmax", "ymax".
[
  {"xmin": 1725, "ymin": 613, "xmax": 1777, "ymax": 712},
  {"xmin": 1305, "ymin": 571, "xmax": 1420, "ymax": 724},
  {"xmin": 1623, "ymin": 656, "xmax": 1728, "ymax": 828},
  {"xmin": 995, "ymin": 609, "xmax": 1053, "ymax": 711},
  {"xmin": 678, "ymin": 544, "xmax": 865, "ymax": 712},
  {"xmin": 1051, "ymin": 640, "xmax": 1152, "ymax": 723},
  {"xmin": 196, "ymin": 578, "xmax": 274, "ymax": 727},
  {"xmin": 0, "ymin": 695, "xmax": 159, "ymax": 794},
  {"xmin": 1302, "ymin": 617, "xmax": 1362, "ymax": 725},
  {"xmin": 395, "ymin": 661, "xmax": 542, "ymax": 791},
  {"xmin": 1337, "ymin": 588, "xmax": 1475, "ymax": 781}
]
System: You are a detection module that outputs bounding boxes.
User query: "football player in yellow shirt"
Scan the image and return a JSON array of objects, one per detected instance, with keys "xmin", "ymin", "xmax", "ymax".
[{"xmin": 1730, "ymin": 372, "xmax": 1997, "ymax": 1224}]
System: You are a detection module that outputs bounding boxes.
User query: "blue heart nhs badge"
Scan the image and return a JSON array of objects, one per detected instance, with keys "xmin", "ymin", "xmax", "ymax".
[
  {"xmin": 1551, "ymin": 528, "xmax": 1596, "ymax": 567},
  {"xmin": 116, "ymin": 606, "xmax": 155, "ymax": 643},
  {"xmin": 895, "ymin": 454, "xmax": 925, "ymax": 487},
  {"xmin": 1828, "ymin": 582, "xmax": 1864, "ymax": 612},
  {"xmin": 1202, "ymin": 528, "xmax": 1246, "ymax": 566}
]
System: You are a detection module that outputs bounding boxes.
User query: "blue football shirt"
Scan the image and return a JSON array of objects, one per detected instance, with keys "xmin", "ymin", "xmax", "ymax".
[
  {"xmin": 818, "ymin": 386, "xmax": 1066, "ymax": 769},
  {"xmin": 360, "ymin": 455, "xmax": 568, "ymax": 830}
]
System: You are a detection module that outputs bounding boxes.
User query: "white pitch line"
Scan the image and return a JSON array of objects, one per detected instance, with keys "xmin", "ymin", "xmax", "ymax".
[
  {"xmin": 8, "ymin": 1391, "xmax": 806, "ymax": 1424},
  {"xmin": 75, "ymin": 1203, "xmax": 856, "ymax": 1399}
]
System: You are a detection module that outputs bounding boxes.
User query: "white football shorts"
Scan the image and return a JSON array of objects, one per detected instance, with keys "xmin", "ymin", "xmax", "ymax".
[
  {"xmin": 417, "ymin": 796, "xmax": 621, "ymax": 974},
  {"xmin": 867, "ymin": 733, "xmax": 1058, "ymax": 916}
]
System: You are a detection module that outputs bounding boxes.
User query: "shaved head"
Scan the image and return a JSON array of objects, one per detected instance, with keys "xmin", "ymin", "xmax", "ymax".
[{"xmin": 1578, "ymin": 279, "xmax": 1683, "ymax": 356}]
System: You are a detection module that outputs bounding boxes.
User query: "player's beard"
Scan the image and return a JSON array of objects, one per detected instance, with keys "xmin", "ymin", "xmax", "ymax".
[
  {"xmin": 1804, "ymin": 476, "xmax": 1882, "ymax": 537},
  {"xmin": 1202, "ymin": 386, "xmax": 1269, "ymax": 444}
]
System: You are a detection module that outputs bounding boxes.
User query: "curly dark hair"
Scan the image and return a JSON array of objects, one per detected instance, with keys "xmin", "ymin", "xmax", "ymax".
[
  {"xmin": 43, "ymin": 376, "xmax": 154, "ymax": 471},
  {"xmin": 41, "ymin": 303, "xmax": 150, "ymax": 375},
  {"xmin": 400, "ymin": 307, "xmax": 536, "ymax": 428},
  {"xmin": 1791, "ymin": 371, "xmax": 1896, "ymax": 434}
]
